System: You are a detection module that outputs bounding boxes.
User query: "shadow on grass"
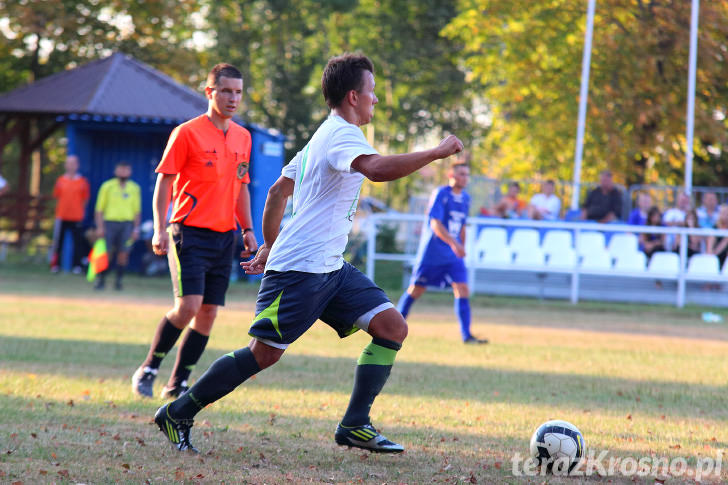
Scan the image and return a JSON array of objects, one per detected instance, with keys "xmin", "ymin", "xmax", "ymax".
[
  {"xmin": 2, "ymin": 336, "xmax": 725, "ymax": 421},
  {"xmin": 0, "ymin": 390, "xmax": 724, "ymax": 485}
]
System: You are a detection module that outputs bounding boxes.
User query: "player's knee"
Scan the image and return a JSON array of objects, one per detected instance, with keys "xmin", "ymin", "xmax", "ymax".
[
  {"xmin": 368, "ymin": 308, "xmax": 408, "ymax": 343},
  {"xmin": 408, "ymin": 285, "xmax": 425, "ymax": 299},
  {"xmin": 197, "ymin": 305, "xmax": 218, "ymax": 321},
  {"xmin": 249, "ymin": 339, "xmax": 284, "ymax": 369},
  {"xmin": 172, "ymin": 300, "xmax": 202, "ymax": 324},
  {"xmin": 393, "ymin": 319, "xmax": 408, "ymax": 343}
]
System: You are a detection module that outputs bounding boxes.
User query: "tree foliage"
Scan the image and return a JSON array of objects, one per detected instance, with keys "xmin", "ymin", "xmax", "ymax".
[
  {"xmin": 445, "ymin": 0, "xmax": 728, "ymax": 187},
  {"xmin": 207, "ymin": 0, "xmax": 476, "ymax": 207},
  {"xmin": 0, "ymin": 0, "xmax": 203, "ymax": 88}
]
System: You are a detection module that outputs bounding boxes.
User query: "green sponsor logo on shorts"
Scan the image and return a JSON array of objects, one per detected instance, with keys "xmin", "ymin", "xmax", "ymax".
[{"xmin": 253, "ymin": 290, "xmax": 284, "ymax": 339}]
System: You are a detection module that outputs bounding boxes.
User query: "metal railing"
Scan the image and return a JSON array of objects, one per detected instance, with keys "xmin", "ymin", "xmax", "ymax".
[{"xmin": 365, "ymin": 213, "xmax": 728, "ymax": 308}]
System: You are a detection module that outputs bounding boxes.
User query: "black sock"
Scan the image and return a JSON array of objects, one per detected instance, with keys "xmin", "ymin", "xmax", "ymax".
[
  {"xmin": 169, "ymin": 347, "xmax": 261, "ymax": 420},
  {"xmin": 341, "ymin": 338, "xmax": 401, "ymax": 427},
  {"xmin": 115, "ymin": 265, "xmax": 124, "ymax": 283},
  {"xmin": 167, "ymin": 328, "xmax": 209, "ymax": 388},
  {"xmin": 142, "ymin": 317, "xmax": 183, "ymax": 370}
]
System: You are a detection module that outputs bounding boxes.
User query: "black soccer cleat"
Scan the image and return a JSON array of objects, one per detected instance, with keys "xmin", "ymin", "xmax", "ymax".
[
  {"xmin": 131, "ymin": 366, "xmax": 156, "ymax": 398},
  {"xmin": 464, "ymin": 336, "xmax": 489, "ymax": 344},
  {"xmin": 335, "ymin": 423, "xmax": 404, "ymax": 453},
  {"xmin": 160, "ymin": 381, "xmax": 189, "ymax": 400},
  {"xmin": 154, "ymin": 403, "xmax": 198, "ymax": 453}
]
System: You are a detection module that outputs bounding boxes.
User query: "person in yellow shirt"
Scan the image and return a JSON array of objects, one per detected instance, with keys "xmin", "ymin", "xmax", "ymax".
[{"xmin": 94, "ymin": 161, "xmax": 141, "ymax": 290}]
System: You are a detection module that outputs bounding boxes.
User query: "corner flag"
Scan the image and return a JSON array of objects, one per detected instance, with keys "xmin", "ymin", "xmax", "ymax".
[{"xmin": 87, "ymin": 238, "xmax": 109, "ymax": 282}]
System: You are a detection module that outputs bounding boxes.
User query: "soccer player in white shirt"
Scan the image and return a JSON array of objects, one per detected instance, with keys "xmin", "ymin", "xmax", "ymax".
[{"xmin": 154, "ymin": 53, "xmax": 464, "ymax": 454}]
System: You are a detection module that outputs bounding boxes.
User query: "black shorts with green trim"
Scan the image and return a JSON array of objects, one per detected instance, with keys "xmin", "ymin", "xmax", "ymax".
[
  {"xmin": 248, "ymin": 262, "xmax": 394, "ymax": 349},
  {"xmin": 166, "ymin": 223, "xmax": 234, "ymax": 306}
]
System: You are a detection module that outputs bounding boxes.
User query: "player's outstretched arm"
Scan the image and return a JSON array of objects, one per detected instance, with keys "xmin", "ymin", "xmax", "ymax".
[
  {"xmin": 242, "ymin": 175, "xmax": 294, "ymax": 275},
  {"xmin": 352, "ymin": 135, "xmax": 463, "ymax": 182}
]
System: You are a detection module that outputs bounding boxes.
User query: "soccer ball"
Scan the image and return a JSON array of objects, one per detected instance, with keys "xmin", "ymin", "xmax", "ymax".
[{"xmin": 529, "ymin": 419, "xmax": 585, "ymax": 474}]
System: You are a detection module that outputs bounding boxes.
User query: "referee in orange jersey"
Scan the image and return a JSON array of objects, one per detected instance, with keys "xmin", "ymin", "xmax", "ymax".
[{"xmin": 132, "ymin": 63, "xmax": 258, "ymax": 399}]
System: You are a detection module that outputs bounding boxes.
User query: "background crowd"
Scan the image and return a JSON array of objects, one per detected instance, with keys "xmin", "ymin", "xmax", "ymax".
[{"xmin": 480, "ymin": 169, "xmax": 728, "ymax": 268}]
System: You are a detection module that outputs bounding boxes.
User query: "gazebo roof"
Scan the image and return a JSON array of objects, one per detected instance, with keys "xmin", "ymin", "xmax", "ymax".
[{"xmin": 0, "ymin": 53, "xmax": 209, "ymax": 123}]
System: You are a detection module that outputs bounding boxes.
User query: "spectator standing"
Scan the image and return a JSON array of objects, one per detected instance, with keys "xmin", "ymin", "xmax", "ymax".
[
  {"xmin": 706, "ymin": 204, "xmax": 728, "ymax": 268},
  {"xmin": 627, "ymin": 192, "xmax": 652, "ymax": 226},
  {"xmin": 639, "ymin": 206, "xmax": 666, "ymax": 260},
  {"xmin": 582, "ymin": 170, "xmax": 622, "ymax": 222},
  {"xmin": 527, "ymin": 180, "xmax": 561, "ymax": 220},
  {"xmin": 696, "ymin": 191, "xmax": 719, "ymax": 228},
  {"xmin": 674, "ymin": 209, "xmax": 704, "ymax": 258},
  {"xmin": 51, "ymin": 155, "xmax": 90, "ymax": 274},
  {"xmin": 94, "ymin": 161, "xmax": 141, "ymax": 290},
  {"xmin": 494, "ymin": 181, "xmax": 526, "ymax": 219}
]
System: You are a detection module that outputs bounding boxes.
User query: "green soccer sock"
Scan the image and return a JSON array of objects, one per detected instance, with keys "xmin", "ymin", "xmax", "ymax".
[{"xmin": 341, "ymin": 338, "xmax": 401, "ymax": 427}]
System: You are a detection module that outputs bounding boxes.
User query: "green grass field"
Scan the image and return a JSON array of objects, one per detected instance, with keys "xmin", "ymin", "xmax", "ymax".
[{"xmin": 1, "ymin": 263, "xmax": 727, "ymax": 484}]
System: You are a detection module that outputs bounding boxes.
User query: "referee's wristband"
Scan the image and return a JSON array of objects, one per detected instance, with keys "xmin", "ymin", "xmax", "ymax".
[{"xmin": 242, "ymin": 228, "xmax": 253, "ymax": 234}]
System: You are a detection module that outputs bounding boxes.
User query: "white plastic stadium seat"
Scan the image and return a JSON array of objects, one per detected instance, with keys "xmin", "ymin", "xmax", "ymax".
[
  {"xmin": 613, "ymin": 251, "xmax": 647, "ymax": 272},
  {"xmin": 474, "ymin": 227, "xmax": 508, "ymax": 261},
  {"xmin": 607, "ymin": 233, "xmax": 639, "ymax": 259},
  {"xmin": 580, "ymin": 248, "xmax": 612, "ymax": 271},
  {"xmin": 723, "ymin": 259, "xmax": 728, "ymax": 276},
  {"xmin": 541, "ymin": 230, "xmax": 573, "ymax": 254},
  {"xmin": 647, "ymin": 251, "xmax": 680, "ymax": 276},
  {"xmin": 513, "ymin": 247, "xmax": 545, "ymax": 267},
  {"xmin": 509, "ymin": 228, "xmax": 541, "ymax": 254},
  {"xmin": 545, "ymin": 247, "xmax": 576, "ymax": 269},
  {"xmin": 575, "ymin": 231, "xmax": 606, "ymax": 257},
  {"xmin": 687, "ymin": 254, "xmax": 720, "ymax": 277},
  {"xmin": 479, "ymin": 245, "xmax": 512, "ymax": 265}
]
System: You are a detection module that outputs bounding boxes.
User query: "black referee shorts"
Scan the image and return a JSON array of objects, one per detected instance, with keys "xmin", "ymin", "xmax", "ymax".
[{"xmin": 166, "ymin": 223, "xmax": 234, "ymax": 306}]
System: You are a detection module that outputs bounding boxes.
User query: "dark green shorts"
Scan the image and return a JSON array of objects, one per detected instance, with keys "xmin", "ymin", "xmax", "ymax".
[{"xmin": 248, "ymin": 262, "xmax": 393, "ymax": 348}]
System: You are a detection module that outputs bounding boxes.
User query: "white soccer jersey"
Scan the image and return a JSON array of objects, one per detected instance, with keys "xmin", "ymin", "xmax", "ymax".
[{"xmin": 265, "ymin": 115, "xmax": 378, "ymax": 273}]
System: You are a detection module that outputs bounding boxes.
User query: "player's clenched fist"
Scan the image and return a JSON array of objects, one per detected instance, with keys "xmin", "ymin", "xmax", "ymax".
[
  {"xmin": 152, "ymin": 230, "xmax": 169, "ymax": 255},
  {"xmin": 435, "ymin": 135, "xmax": 464, "ymax": 159}
]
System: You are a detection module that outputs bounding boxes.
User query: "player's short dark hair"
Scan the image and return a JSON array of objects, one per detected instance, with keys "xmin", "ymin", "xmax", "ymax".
[
  {"xmin": 450, "ymin": 162, "xmax": 469, "ymax": 172},
  {"xmin": 545, "ymin": 179, "xmax": 555, "ymax": 186},
  {"xmin": 207, "ymin": 63, "xmax": 243, "ymax": 88},
  {"xmin": 321, "ymin": 53, "xmax": 375, "ymax": 109},
  {"xmin": 116, "ymin": 161, "xmax": 131, "ymax": 168},
  {"xmin": 509, "ymin": 181, "xmax": 520, "ymax": 190}
]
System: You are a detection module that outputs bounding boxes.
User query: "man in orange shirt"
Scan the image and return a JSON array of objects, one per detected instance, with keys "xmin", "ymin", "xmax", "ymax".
[
  {"xmin": 494, "ymin": 181, "xmax": 527, "ymax": 219},
  {"xmin": 51, "ymin": 154, "xmax": 90, "ymax": 274},
  {"xmin": 132, "ymin": 63, "xmax": 258, "ymax": 399}
]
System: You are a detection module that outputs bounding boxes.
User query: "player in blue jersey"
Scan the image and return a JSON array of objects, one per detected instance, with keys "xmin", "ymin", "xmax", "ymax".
[{"xmin": 397, "ymin": 163, "xmax": 487, "ymax": 344}]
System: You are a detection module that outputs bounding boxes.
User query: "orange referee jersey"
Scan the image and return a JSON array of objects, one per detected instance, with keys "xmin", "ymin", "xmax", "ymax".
[
  {"xmin": 156, "ymin": 115, "xmax": 252, "ymax": 232},
  {"xmin": 53, "ymin": 174, "xmax": 90, "ymax": 221}
]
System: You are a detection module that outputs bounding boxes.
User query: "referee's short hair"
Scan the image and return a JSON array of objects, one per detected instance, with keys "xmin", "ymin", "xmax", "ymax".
[
  {"xmin": 207, "ymin": 63, "xmax": 243, "ymax": 89},
  {"xmin": 321, "ymin": 53, "xmax": 374, "ymax": 109}
]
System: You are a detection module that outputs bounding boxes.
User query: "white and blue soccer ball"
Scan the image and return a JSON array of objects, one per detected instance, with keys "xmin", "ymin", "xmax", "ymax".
[{"xmin": 529, "ymin": 419, "xmax": 585, "ymax": 474}]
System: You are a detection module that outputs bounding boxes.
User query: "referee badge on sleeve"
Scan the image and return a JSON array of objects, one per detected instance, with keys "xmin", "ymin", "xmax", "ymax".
[{"xmin": 236, "ymin": 161, "xmax": 249, "ymax": 180}]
